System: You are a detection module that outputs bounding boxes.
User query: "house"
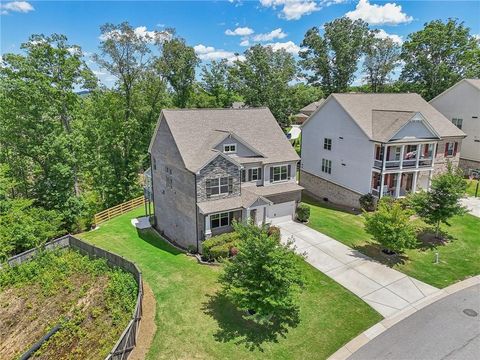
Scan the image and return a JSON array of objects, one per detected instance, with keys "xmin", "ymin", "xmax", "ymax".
[
  {"xmin": 430, "ymin": 79, "xmax": 480, "ymax": 174},
  {"xmin": 300, "ymin": 93, "xmax": 466, "ymax": 208},
  {"xmin": 292, "ymin": 99, "xmax": 325, "ymax": 125},
  {"xmin": 148, "ymin": 108, "xmax": 303, "ymax": 251}
]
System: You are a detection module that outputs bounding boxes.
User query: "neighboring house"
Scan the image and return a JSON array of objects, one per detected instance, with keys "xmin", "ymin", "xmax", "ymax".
[
  {"xmin": 148, "ymin": 108, "xmax": 303, "ymax": 251},
  {"xmin": 300, "ymin": 93, "xmax": 466, "ymax": 208},
  {"xmin": 292, "ymin": 99, "xmax": 325, "ymax": 125},
  {"xmin": 430, "ymin": 79, "xmax": 480, "ymax": 174}
]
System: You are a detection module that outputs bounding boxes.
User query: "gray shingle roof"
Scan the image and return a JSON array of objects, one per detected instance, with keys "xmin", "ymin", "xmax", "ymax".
[
  {"xmin": 157, "ymin": 108, "xmax": 299, "ymax": 172},
  {"xmin": 371, "ymin": 110, "xmax": 417, "ymax": 143},
  {"xmin": 331, "ymin": 93, "xmax": 465, "ymax": 140},
  {"xmin": 300, "ymin": 99, "xmax": 325, "ymax": 115}
]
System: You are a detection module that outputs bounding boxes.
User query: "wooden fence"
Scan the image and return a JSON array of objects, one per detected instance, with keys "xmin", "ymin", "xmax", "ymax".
[
  {"xmin": 94, "ymin": 196, "xmax": 145, "ymax": 225},
  {"xmin": 6, "ymin": 235, "xmax": 143, "ymax": 360}
]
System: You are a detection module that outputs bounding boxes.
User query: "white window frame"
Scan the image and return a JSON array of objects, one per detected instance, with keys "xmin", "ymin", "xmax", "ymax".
[
  {"xmin": 324, "ymin": 138, "xmax": 332, "ymax": 151},
  {"xmin": 321, "ymin": 159, "xmax": 332, "ymax": 174},
  {"xmin": 446, "ymin": 142, "xmax": 454, "ymax": 157},
  {"xmin": 452, "ymin": 118, "xmax": 463, "ymax": 130},
  {"xmin": 272, "ymin": 165, "xmax": 288, "ymax": 182},
  {"xmin": 206, "ymin": 176, "xmax": 231, "ymax": 197},
  {"xmin": 249, "ymin": 167, "xmax": 261, "ymax": 181},
  {"xmin": 223, "ymin": 144, "xmax": 237, "ymax": 154},
  {"xmin": 211, "ymin": 212, "xmax": 230, "ymax": 229}
]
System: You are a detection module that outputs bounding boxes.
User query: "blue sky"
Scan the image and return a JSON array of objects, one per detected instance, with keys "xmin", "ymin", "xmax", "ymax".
[{"xmin": 1, "ymin": 0, "xmax": 479, "ymax": 85}]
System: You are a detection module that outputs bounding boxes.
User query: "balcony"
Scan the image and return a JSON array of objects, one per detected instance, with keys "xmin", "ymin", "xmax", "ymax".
[{"xmin": 373, "ymin": 143, "xmax": 435, "ymax": 171}]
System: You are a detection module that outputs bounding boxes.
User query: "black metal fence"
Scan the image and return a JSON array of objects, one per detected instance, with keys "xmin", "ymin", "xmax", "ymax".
[{"xmin": 5, "ymin": 235, "xmax": 143, "ymax": 360}]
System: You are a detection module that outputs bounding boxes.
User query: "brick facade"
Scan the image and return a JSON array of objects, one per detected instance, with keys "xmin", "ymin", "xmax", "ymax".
[
  {"xmin": 433, "ymin": 138, "xmax": 463, "ymax": 175},
  {"xmin": 196, "ymin": 156, "xmax": 241, "ymax": 202},
  {"xmin": 300, "ymin": 170, "xmax": 362, "ymax": 208},
  {"xmin": 459, "ymin": 158, "xmax": 480, "ymax": 174}
]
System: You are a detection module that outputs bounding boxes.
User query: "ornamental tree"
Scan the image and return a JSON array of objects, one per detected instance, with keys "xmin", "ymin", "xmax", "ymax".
[
  {"xmin": 219, "ymin": 222, "xmax": 304, "ymax": 324},
  {"xmin": 364, "ymin": 197, "xmax": 418, "ymax": 253}
]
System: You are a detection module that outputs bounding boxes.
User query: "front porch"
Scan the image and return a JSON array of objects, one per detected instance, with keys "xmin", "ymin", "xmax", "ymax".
[
  {"xmin": 371, "ymin": 170, "xmax": 431, "ymax": 198},
  {"xmin": 373, "ymin": 142, "xmax": 436, "ymax": 171}
]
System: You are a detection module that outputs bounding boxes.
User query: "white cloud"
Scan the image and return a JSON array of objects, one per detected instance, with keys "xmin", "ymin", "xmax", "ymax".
[
  {"xmin": 374, "ymin": 29, "xmax": 403, "ymax": 44},
  {"xmin": 265, "ymin": 41, "xmax": 301, "ymax": 55},
  {"xmin": 240, "ymin": 39, "xmax": 250, "ymax": 47},
  {"xmin": 253, "ymin": 28, "xmax": 287, "ymax": 42},
  {"xmin": 260, "ymin": 0, "xmax": 320, "ymax": 20},
  {"xmin": 194, "ymin": 44, "xmax": 245, "ymax": 64},
  {"xmin": 100, "ymin": 26, "xmax": 171, "ymax": 43},
  {"xmin": 225, "ymin": 27, "xmax": 254, "ymax": 36},
  {"xmin": 346, "ymin": 0, "xmax": 413, "ymax": 25},
  {"xmin": 0, "ymin": 1, "xmax": 34, "ymax": 14}
]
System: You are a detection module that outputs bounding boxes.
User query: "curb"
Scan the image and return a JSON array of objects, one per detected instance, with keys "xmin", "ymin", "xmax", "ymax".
[{"xmin": 328, "ymin": 275, "xmax": 480, "ymax": 360}]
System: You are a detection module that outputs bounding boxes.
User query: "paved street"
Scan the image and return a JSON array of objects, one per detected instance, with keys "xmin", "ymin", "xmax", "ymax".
[
  {"xmin": 278, "ymin": 221, "xmax": 440, "ymax": 317},
  {"xmin": 461, "ymin": 197, "xmax": 480, "ymax": 218},
  {"xmin": 348, "ymin": 284, "xmax": 480, "ymax": 360}
]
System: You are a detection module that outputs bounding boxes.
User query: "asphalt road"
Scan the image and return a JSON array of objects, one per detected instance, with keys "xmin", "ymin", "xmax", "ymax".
[{"xmin": 348, "ymin": 284, "xmax": 480, "ymax": 360}]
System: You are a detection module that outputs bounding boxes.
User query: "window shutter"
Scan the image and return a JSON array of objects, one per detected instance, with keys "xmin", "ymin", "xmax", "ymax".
[
  {"xmin": 241, "ymin": 169, "xmax": 245, "ymax": 182},
  {"xmin": 258, "ymin": 168, "xmax": 262, "ymax": 180},
  {"xmin": 386, "ymin": 147, "xmax": 391, "ymax": 160},
  {"xmin": 444, "ymin": 143, "xmax": 449, "ymax": 157},
  {"xmin": 423, "ymin": 144, "xmax": 429, "ymax": 157},
  {"xmin": 248, "ymin": 169, "xmax": 252, "ymax": 182},
  {"xmin": 270, "ymin": 167, "xmax": 274, "ymax": 182},
  {"xmin": 288, "ymin": 165, "xmax": 292, "ymax": 178},
  {"xmin": 228, "ymin": 177, "xmax": 233, "ymax": 193},
  {"xmin": 453, "ymin": 142, "xmax": 458, "ymax": 156},
  {"xmin": 375, "ymin": 146, "xmax": 380, "ymax": 159},
  {"xmin": 206, "ymin": 179, "xmax": 211, "ymax": 198}
]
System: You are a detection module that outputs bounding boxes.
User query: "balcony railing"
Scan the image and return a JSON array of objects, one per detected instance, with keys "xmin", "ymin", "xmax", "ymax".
[{"xmin": 373, "ymin": 157, "xmax": 433, "ymax": 170}]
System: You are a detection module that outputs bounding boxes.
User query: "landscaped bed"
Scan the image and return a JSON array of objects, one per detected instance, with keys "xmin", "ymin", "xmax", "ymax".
[
  {"xmin": 0, "ymin": 249, "xmax": 137, "ymax": 360},
  {"xmin": 303, "ymin": 194, "xmax": 480, "ymax": 288},
  {"xmin": 79, "ymin": 208, "xmax": 382, "ymax": 360}
]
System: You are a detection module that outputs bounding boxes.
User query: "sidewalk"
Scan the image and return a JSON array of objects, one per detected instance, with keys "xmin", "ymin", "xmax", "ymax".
[
  {"xmin": 278, "ymin": 221, "xmax": 439, "ymax": 318},
  {"xmin": 461, "ymin": 197, "xmax": 480, "ymax": 218}
]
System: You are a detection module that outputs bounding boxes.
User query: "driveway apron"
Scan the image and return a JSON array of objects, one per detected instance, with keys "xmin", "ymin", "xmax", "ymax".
[{"xmin": 278, "ymin": 221, "xmax": 440, "ymax": 317}]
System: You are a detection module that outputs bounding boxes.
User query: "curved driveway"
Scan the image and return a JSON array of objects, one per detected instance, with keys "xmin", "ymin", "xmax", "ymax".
[{"xmin": 348, "ymin": 284, "xmax": 480, "ymax": 360}]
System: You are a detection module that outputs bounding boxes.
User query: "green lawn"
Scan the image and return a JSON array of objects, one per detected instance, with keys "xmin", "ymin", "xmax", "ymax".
[
  {"xmin": 303, "ymin": 194, "xmax": 480, "ymax": 288},
  {"xmin": 79, "ymin": 208, "xmax": 381, "ymax": 360},
  {"xmin": 466, "ymin": 180, "xmax": 479, "ymax": 197}
]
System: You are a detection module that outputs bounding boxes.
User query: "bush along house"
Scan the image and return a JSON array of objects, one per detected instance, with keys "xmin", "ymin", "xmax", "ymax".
[
  {"xmin": 148, "ymin": 108, "xmax": 302, "ymax": 251},
  {"xmin": 300, "ymin": 93, "xmax": 466, "ymax": 208}
]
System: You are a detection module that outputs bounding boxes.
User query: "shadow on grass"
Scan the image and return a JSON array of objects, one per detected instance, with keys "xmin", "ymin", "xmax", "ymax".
[
  {"xmin": 353, "ymin": 243, "xmax": 409, "ymax": 266},
  {"xmin": 416, "ymin": 228, "xmax": 455, "ymax": 251},
  {"xmin": 136, "ymin": 228, "xmax": 183, "ymax": 256},
  {"xmin": 202, "ymin": 293, "xmax": 300, "ymax": 352}
]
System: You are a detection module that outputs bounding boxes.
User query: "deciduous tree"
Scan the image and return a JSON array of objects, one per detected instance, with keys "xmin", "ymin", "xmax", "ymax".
[{"xmin": 363, "ymin": 37, "xmax": 401, "ymax": 92}]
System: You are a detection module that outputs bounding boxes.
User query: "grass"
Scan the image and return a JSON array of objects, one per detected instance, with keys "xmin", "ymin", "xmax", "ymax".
[
  {"xmin": 79, "ymin": 208, "xmax": 381, "ymax": 360},
  {"xmin": 466, "ymin": 179, "xmax": 479, "ymax": 197},
  {"xmin": 303, "ymin": 194, "xmax": 480, "ymax": 288}
]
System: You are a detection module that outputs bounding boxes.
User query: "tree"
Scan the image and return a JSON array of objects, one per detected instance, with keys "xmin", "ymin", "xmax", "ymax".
[
  {"xmin": 300, "ymin": 17, "xmax": 371, "ymax": 95},
  {"xmin": 200, "ymin": 59, "xmax": 240, "ymax": 108},
  {"xmin": 409, "ymin": 164, "xmax": 467, "ymax": 238},
  {"xmin": 364, "ymin": 197, "xmax": 418, "ymax": 253},
  {"xmin": 363, "ymin": 37, "xmax": 401, "ymax": 92},
  {"xmin": 232, "ymin": 44, "xmax": 297, "ymax": 127},
  {"xmin": 288, "ymin": 83, "xmax": 324, "ymax": 113},
  {"xmin": 156, "ymin": 38, "xmax": 199, "ymax": 107},
  {"xmin": 400, "ymin": 19, "xmax": 480, "ymax": 100},
  {"xmin": 219, "ymin": 221, "xmax": 304, "ymax": 324}
]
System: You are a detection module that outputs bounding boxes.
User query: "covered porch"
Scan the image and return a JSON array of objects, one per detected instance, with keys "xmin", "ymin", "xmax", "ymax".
[{"xmin": 371, "ymin": 170, "xmax": 431, "ymax": 198}]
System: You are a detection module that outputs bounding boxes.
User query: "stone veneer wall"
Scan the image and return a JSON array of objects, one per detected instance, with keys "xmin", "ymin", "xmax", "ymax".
[
  {"xmin": 459, "ymin": 158, "xmax": 480, "ymax": 174},
  {"xmin": 196, "ymin": 156, "xmax": 241, "ymax": 202},
  {"xmin": 300, "ymin": 170, "xmax": 362, "ymax": 208},
  {"xmin": 433, "ymin": 138, "xmax": 463, "ymax": 175}
]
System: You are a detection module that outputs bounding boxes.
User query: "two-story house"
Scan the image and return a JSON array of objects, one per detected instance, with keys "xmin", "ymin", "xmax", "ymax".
[
  {"xmin": 148, "ymin": 108, "xmax": 302, "ymax": 251},
  {"xmin": 300, "ymin": 93, "xmax": 466, "ymax": 208},
  {"xmin": 430, "ymin": 79, "xmax": 480, "ymax": 174}
]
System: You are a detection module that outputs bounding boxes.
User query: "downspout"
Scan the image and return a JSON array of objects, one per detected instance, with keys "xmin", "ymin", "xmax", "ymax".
[
  {"xmin": 149, "ymin": 154, "xmax": 156, "ymax": 226},
  {"xmin": 194, "ymin": 173, "xmax": 199, "ymax": 253}
]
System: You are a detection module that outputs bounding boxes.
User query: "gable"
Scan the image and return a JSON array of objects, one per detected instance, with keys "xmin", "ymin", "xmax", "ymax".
[
  {"xmin": 213, "ymin": 133, "xmax": 263, "ymax": 157},
  {"xmin": 390, "ymin": 114, "xmax": 438, "ymax": 141}
]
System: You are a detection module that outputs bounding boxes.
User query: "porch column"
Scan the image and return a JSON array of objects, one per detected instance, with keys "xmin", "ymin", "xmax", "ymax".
[
  {"xmin": 205, "ymin": 214, "xmax": 212, "ymax": 238},
  {"xmin": 412, "ymin": 171, "xmax": 418, "ymax": 193},
  {"xmin": 428, "ymin": 170, "xmax": 433, "ymax": 190},
  {"xmin": 416, "ymin": 144, "xmax": 422, "ymax": 168},
  {"xmin": 431, "ymin": 142, "xmax": 437, "ymax": 167},
  {"xmin": 382, "ymin": 145, "xmax": 387, "ymax": 171},
  {"xmin": 399, "ymin": 145, "xmax": 405, "ymax": 169},
  {"xmin": 395, "ymin": 173, "xmax": 401, "ymax": 198},
  {"xmin": 379, "ymin": 173, "xmax": 385, "ymax": 198}
]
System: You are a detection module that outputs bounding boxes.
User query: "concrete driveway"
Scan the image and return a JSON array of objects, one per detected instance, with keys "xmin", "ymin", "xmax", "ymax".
[
  {"xmin": 348, "ymin": 284, "xmax": 480, "ymax": 360},
  {"xmin": 461, "ymin": 197, "xmax": 480, "ymax": 218},
  {"xmin": 278, "ymin": 221, "xmax": 439, "ymax": 317}
]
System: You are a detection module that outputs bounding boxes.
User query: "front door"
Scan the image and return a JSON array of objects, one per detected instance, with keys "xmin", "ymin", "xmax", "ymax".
[{"xmin": 250, "ymin": 209, "xmax": 257, "ymax": 224}]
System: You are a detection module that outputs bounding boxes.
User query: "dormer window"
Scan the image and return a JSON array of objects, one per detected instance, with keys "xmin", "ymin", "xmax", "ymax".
[{"xmin": 223, "ymin": 144, "xmax": 236, "ymax": 153}]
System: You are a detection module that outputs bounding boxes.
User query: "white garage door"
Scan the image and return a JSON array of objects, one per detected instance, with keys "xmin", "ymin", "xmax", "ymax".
[{"xmin": 267, "ymin": 201, "xmax": 295, "ymax": 224}]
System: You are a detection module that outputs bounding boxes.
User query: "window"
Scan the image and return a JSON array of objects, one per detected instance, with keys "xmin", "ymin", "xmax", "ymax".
[
  {"xmin": 444, "ymin": 142, "xmax": 456, "ymax": 157},
  {"xmin": 206, "ymin": 176, "xmax": 233, "ymax": 197},
  {"xmin": 452, "ymin": 118, "xmax": 463, "ymax": 130},
  {"xmin": 324, "ymin": 138, "xmax": 332, "ymax": 150},
  {"xmin": 211, "ymin": 212, "xmax": 230, "ymax": 229},
  {"xmin": 248, "ymin": 167, "xmax": 262, "ymax": 181},
  {"xmin": 165, "ymin": 166, "xmax": 172, "ymax": 175},
  {"xmin": 322, "ymin": 159, "xmax": 332, "ymax": 174},
  {"xmin": 166, "ymin": 176, "xmax": 173, "ymax": 189},
  {"xmin": 223, "ymin": 144, "xmax": 236, "ymax": 153},
  {"xmin": 153, "ymin": 157, "xmax": 157, "ymax": 170},
  {"xmin": 271, "ymin": 165, "xmax": 289, "ymax": 182},
  {"xmin": 241, "ymin": 169, "xmax": 246, "ymax": 182}
]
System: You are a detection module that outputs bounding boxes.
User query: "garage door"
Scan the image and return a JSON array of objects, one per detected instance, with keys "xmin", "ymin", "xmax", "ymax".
[{"xmin": 267, "ymin": 201, "xmax": 295, "ymax": 224}]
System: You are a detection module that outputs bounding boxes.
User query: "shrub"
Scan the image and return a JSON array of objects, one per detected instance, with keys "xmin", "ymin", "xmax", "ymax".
[
  {"xmin": 364, "ymin": 197, "xmax": 418, "ymax": 253},
  {"xmin": 267, "ymin": 225, "xmax": 281, "ymax": 240},
  {"xmin": 202, "ymin": 232, "xmax": 240, "ymax": 261},
  {"xmin": 359, "ymin": 193, "xmax": 376, "ymax": 212},
  {"xmin": 296, "ymin": 203, "xmax": 310, "ymax": 222}
]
